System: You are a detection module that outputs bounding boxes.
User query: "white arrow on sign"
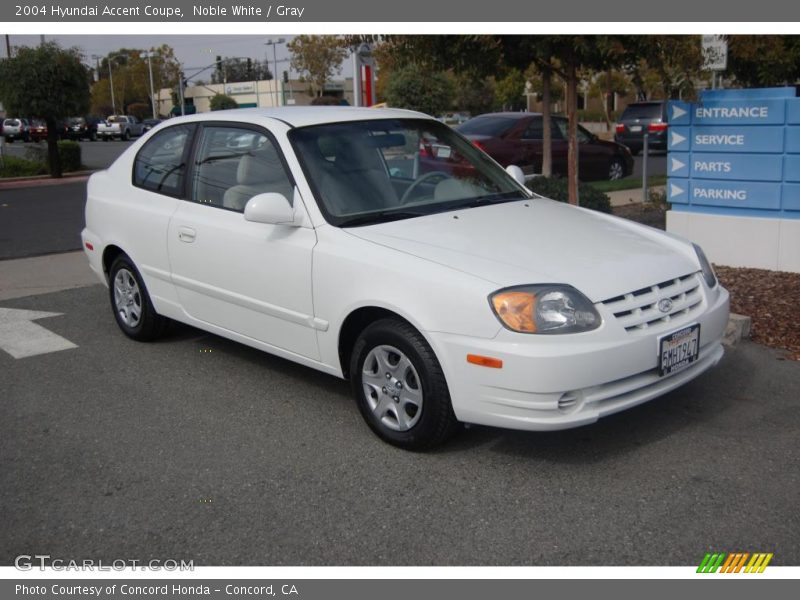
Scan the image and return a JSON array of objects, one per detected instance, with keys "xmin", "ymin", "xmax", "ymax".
[
  {"xmin": 671, "ymin": 105, "xmax": 687, "ymax": 121},
  {"xmin": 0, "ymin": 307, "xmax": 77, "ymax": 359},
  {"xmin": 670, "ymin": 183, "xmax": 685, "ymax": 198},
  {"xmin": 671, "ymin": 157, "xmax": 686, "ymax": 172},
  {"xmin": 670, "ymin": 131, "xmax": 687, "ymax": 147}
]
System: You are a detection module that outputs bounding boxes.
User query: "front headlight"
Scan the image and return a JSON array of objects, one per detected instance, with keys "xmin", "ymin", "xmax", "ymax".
[
  {"xmin": 693, "ymin": 243, "xmax": 717, "ymax": 288},
  {"xmin": 489, "ymin": 285, "xmax": 601, "ymax": 334}
]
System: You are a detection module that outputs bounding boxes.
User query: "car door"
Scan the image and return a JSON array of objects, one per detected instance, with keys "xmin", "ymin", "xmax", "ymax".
[{"xmin": 167, "ymin": 122, "xmax": 320, "ymax": 360}]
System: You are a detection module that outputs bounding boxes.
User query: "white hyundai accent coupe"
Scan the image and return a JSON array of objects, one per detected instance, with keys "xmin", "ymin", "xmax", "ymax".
[{"xmin": 82, "ymin": 107, "xmax": 729, "ymax": 449}]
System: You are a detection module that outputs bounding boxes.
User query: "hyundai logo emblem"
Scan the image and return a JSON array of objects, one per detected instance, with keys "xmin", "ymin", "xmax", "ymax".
[{"xmin": 658, "ymin": 298, "xmax": 673, "ymax": 313}]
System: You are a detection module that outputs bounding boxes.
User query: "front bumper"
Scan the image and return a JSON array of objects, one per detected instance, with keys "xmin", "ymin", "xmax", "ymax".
[{"xmin": 428, "ymin": 283, "xmax": 729, "ymax": 431}]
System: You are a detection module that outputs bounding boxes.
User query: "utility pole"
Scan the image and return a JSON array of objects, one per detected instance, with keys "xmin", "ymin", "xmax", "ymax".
[
  {"xmin": 142, "ymin": 51, "xmax": 157, "ymax": 118},
  {"xmin": 265, "ymin": 39, "xmax": 285, "ymax": 107}
]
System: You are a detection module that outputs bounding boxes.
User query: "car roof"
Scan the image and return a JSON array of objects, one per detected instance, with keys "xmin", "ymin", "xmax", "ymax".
[
  {"xmin": 166, "ymin": 106, "xmax": 431, "ymax": 129},
  {"xmin": 469, "ymin": 112, "xmax": 542, "ymax": 120}
]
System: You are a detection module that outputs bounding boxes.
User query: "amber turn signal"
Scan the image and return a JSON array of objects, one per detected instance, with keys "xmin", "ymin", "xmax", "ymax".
[
  {"xmin": 467, "ymin": 354, "xmax": 503, "ymax": 369},
  {"xmin": 490, "ymin": 291, "xmax": 537, "ymax": 333}
]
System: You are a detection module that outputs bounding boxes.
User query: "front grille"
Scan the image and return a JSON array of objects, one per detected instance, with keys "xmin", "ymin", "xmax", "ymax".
[{"xmin": 601, "ymin": 273, "xmax": 703, "ymax": 333}]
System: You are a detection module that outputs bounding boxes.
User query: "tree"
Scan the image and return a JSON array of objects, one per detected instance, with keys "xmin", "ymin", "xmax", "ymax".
[
  {"xmin": 0, "ymin": 42, "xmax": 90, "ymax": 177},
  {"xmin": 287, "ymin": 35, "xmax": 350, "ymax": 97},
  {"xmin": 385, "ymin": 65, "xmax": 454, "ymax": 116},
  {"xmin": 91, "ymin": 45, "xmax": 181, "ymax": 117},
  {"xmin": 210, "ymin": 94, "xmax": 238, "ymax": 111},
  {"xmin": 616, "ymin": 36, "xmax": 704, "ymax": 100},
  {"xmin": 494, "ymin": 68, "xmax": 526, "ymax": 111},
  {"xmin": 728, "ymin": 35, "xmax": 800, "ymax": 87}
]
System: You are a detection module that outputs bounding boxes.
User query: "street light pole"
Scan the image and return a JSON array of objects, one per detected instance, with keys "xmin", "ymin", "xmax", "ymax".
[
  {"xmin": 265, "ymin": 38, "xmax": 285, "ymax": 107},
  {"xmin": 142, "ymin": 51, "xmax": 157, "ymax": 119},
  {"xmin": 108, "ymin": 59, "xmax": 116, "ymax": 114}
]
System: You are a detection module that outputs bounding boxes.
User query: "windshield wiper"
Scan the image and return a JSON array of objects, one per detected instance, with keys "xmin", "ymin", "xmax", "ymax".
[
  {"xmin": 339, "ymin": 210, "xmax": 428, "ymax": 227},
  {"xmin": 464, "ymin": 192, "xmax": 523, "ymax": 207}
]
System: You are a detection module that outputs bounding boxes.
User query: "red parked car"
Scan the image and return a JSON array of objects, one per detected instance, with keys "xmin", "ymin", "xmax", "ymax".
[{"xmin": 457, "ymin": 112, "xmax": 634, "ymax": 181}]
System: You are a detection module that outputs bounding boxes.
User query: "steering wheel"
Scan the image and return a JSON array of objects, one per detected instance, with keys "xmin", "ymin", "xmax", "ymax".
[{"xmin": 399, "ymin": 171, "xmax": 452, "ymax": 204}]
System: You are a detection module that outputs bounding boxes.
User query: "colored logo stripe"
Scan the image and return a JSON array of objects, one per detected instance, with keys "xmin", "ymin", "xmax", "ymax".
[{"xmin": 697, "ymin": 552, "xmax": 773, "ymax": 573}]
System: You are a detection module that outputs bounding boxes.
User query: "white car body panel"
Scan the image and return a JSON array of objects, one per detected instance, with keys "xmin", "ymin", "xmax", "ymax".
[{"xmin": 82, "ymin": 107, "xmax": 729, "ymax": 434}]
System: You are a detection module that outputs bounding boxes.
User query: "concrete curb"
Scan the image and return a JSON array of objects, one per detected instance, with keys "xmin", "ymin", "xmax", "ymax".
[
  {"xmin": 0, "ymin": 171, "xmax": 96, "ymax": 190},
  {"xmin": 723, "ymin": 313, "xmax": 752, "ymax": 347}
]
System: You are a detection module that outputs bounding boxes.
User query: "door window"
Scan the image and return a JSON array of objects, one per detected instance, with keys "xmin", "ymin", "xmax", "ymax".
[{"xmin": 190, "ymin": 126, "xmax": 293, "ymax": 212}]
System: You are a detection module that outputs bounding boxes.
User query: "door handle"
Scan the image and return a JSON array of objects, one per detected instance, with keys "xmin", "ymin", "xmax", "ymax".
[{"xmin": 177, "ymin": 226, "xmax": 196, "ymax": 243}]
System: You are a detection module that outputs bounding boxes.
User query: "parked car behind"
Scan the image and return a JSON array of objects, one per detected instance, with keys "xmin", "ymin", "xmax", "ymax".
[
  {"xmin": 97, "ymin": 115, "xmax": 144, "ymax": 141},
  {"xmin": 29, "ymin": 119, "xmax": 48, "ymax": 142},
  {"xmin": 141, "ymin": 118, "xmax": 162, "ymax": 133},
  {"xmin": 2, "ymin": 118, "xmax": 30, "ymax": 143},
  {"xmin": 457, "ymin": 112, "xmax": 633, "ymax": 181},
  {"xmin": 82, "ymin": 107, "xmax": 728, "ymax": 450},
  {"xmin": 66, "ymin": 116, "xmax": 101, "ymax": 141},
  {"xmin": 614, "ymin": 101, "xmax": 668, "ymax": 154}
]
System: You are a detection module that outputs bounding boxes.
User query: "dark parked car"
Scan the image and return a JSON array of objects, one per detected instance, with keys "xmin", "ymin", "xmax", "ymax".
[
  {"xmin": 141, "ymin": 118, "xmax": 162, "ymax": 133},
  {"xmin": 457, "ymin": 112, "xmax": 633, "ymax": 181},
  {"xmin": 66, "ymin": 116, "xmax": 101, "ymax": 141},
  {"xmin": 27, "ymin": 119, "xmax": 69, "ymax": 142},
  {"xmin": 614, "ymin": 101, "xmax": 668, "ymax": 154}
]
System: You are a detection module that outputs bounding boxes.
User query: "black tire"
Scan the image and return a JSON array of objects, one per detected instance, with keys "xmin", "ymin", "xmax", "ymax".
[
  {"xmin": 89, "ymin": 131, "xmax": 97, "ymax": 142},
  {"xmin": 350, "ymin": 318, "xmax": 460, "ymax": 450},
  {"xmin": 122, "ymin": 130, "xmax": 130, "ymax": 141},
  {"xmin": 108, "ymin": 255, "xmax": 168, "ymax": 342},
  {"xmin": 608, "ymin": 157, "xmax": 625, "ymax": 181},
  {"xmin": 5, "ymin": 137, "xmax": 12, "ymax": 144}
]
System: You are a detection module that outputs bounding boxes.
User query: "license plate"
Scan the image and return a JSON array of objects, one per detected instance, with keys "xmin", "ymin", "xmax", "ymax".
[
  {"xmin": 630, "ymin": 125, "xmax": 642, "ymax": 132},
  {"xmin": 436, "ymin": 146, "xmax": 451, "ymax": 158},
  {"xmin": 659, "ymin": 324, "xmax": 700, "ymax": 376}
]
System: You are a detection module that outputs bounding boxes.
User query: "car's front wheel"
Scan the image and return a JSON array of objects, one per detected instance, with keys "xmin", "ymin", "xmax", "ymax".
[
  {"xmin": 608, "ymin": 157, "xmax": 625, "ymax": 181},
  {"xmin": 108, "ymin": 255, "xmax": 168, "ymax": 341},
  {"xmin": 350, "ymin": 318, "xmax": 460, "ymax": 450}
]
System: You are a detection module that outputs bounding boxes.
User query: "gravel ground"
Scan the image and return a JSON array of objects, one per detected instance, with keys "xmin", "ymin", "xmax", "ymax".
[
  {"xmin": 612, "ymin": 203, "xmax": 800, "ymax": 361},
  {"xmin": 715, "ymin": 266, "xmax": 800, "ymax": 361}
]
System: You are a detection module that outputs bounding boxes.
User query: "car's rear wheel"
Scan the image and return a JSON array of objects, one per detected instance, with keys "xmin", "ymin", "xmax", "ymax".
[
  {"xmin": 108, "ymin": 255, "xmax": 168, "ymax": 341},
  {"xmin": 350, "ymin": 318, "xmax": 460, "ymax": 450},
  {"xmin": 608, "ymin": 157, "xmax": 625, "ymax": 181},
  {"xmin": 122, "ymin": 130, "xmax": 130, "ymax": 141}
]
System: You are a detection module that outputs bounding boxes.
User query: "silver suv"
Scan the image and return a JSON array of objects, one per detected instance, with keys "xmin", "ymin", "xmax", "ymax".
[{"xmin": 3, "ymin": 118, "xmax": 31, "ymax": 143}]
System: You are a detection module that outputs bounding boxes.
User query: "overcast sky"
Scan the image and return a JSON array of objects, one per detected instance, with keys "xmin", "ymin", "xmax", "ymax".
[{"xmin": 7, "ymin": 34, "xmax": 356, "ymax": 78}]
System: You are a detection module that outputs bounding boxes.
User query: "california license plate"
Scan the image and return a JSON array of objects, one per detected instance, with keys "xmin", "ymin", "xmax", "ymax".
[
  {"xmin": 659, "ymin": 324, "xmax": 700, "ymax": 376},
  {"xmin": 630, "ymin": 125, "xmax": 642, "ymax": 132}
]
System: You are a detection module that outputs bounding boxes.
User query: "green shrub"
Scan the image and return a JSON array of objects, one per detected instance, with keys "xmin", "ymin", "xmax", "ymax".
[
  {"xmin": 57, "ymin": 140, "xmax": 81, "ymax": 172},
  {"xmin": 22, "ymin": 140, "xmax": 82, "ymax": 173},
  {"xmin": 527, "ymin": 176, "xmax": 612, "ymax": 213},
  {"xmin": 0, "ymin": 155, "xmax": 47, "ymax": 177},
  {"xmin": 210, "ymin": 94, "xmax": 238, "ymax": 111}
]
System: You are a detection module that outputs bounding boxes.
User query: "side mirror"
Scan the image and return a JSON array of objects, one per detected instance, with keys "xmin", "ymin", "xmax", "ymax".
[
  {"xmin": 243, "ymin": 192, "xmax": 297, "ymax": 226},
  {"xmin": 506, "ymin": 165, "xmax": 526, "ymax": 186}
]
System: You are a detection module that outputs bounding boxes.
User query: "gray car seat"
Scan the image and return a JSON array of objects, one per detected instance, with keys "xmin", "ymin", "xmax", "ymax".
[{"xmin": 223, "ymin": 145, "xmax": 293, "ymax": 211}]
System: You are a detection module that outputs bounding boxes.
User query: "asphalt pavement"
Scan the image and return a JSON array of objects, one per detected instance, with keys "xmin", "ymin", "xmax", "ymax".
[
  {"xmin": 0, "ymin": 180, "xmax": 87, "ymax": 259},
  {"xmin": 1, "ymin": 283, "xmax": 798, "ymax": 566}
]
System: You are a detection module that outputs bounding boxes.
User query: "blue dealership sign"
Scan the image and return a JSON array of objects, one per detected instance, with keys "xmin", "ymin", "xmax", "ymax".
[
  {"xmin": 691, "ymin": 126, "xmax": 784, "ymax": 153},
  {"xmin": 690, "ymin": 181, "xmax": 782, "ymax": 210},
  {"xmin": 690, "ymin": 153, "xmax": 783, "ymax": 182},
  {"xmin": 691, "ymin": 99, "xmax": 786, "ymax": 126},
  {"xmin": 668, "ymin": 88, "xmax": 800, "ymax": 217}
]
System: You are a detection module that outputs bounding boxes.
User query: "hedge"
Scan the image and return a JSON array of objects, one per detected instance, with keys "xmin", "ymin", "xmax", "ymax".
[
  {"xmin": 527, "ymin": 176, "xmax": 612, "ymax": 213},
  {"xmin": 23, "ymin": 140, "xmax": 82, "ymax": 173}
]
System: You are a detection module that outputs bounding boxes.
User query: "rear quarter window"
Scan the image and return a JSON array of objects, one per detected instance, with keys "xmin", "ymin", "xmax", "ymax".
[{"xmin": 132, "ymin": 124, "xmax": 194, "ymax": 197}]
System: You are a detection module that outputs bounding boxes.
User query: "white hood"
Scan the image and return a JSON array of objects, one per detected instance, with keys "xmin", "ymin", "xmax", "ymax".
[{"xmin": 346, "ymin": 198, "xmax": 699, "ymax": 302}]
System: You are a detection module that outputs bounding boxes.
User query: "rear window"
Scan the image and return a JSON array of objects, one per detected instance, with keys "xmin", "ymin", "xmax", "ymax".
[
  {"xmin": 4, "ymin": 119, "xmax": 20, "ymax": 127},
  {"xmin": 458, "ymin": 116, "xmax": 517, "ymax": 137},
  {"xmin": 621, "ymin": 103, "xmax": 664, "ymax": 120}
]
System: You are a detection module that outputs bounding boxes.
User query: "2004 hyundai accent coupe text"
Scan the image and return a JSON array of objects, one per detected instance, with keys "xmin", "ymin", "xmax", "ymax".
[{"xmin": 82, "ymin": 107, "xmax": 730, "ymax": 450}]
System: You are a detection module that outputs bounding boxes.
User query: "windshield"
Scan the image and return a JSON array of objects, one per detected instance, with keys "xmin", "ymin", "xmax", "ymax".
[{"xmin": 289, "ymin": 118, "xmax": 529, "ymax": 227}]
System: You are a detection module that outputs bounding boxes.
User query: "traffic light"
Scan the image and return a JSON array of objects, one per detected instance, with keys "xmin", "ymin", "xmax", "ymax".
[
  {"xmin": 215, "ymin": 55, "xmax": 222, "ymax": 73},
  {"xmin": 283, "ymin": 70, "xmax": 289, "ymax": 84}
]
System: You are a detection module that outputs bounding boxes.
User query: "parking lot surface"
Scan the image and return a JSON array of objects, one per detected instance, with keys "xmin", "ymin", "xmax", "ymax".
[{"xmin": 1, "ymin": 283, "xmax": 798, "ymax": 565}]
